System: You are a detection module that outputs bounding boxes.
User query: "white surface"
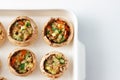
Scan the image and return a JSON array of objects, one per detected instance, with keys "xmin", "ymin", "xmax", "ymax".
[
  {"xmin": 0, "ymin": 10, "xmax": 80, "ymax": 80},
  {"xmin": 0, "ymin": 0, "xmax": 120, "ymax": 80},
  {"xmin": 78, "ymin": 41, "xmax": 86, "ymax": 80}
]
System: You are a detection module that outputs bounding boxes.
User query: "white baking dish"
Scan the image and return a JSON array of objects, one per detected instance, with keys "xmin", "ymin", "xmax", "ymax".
[{"xmin": 0, "ymin": 9, "xmax": 85, "ymax": 80}]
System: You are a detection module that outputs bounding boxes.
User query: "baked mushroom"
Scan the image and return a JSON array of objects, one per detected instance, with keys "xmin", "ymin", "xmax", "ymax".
[
  {"xmin": 40, "ymin": 51, "xmax": 68, "ymax": 78},
  {"xmin": 0, "ymin": 76, "xmax": 7, "ymax": 80},
  {"xmin": 42, "ymin": 18, "xmax": 73, "ymax": 47},
  {"xmin": 0, "ymin": 22, "xmax": 6, "ymax": 47},
  {"xmin": 8, "ymin": 48, "xmax": 36, "ymax": 76},
  {"xmin": 8, "ymin": 16, "xmax": 38, "ymax": 47}
]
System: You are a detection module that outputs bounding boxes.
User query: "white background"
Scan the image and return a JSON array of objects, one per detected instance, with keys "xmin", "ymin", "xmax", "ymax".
[{"xmin": 0, "ymin": 0, "xmax": 120, "ymax": 80}]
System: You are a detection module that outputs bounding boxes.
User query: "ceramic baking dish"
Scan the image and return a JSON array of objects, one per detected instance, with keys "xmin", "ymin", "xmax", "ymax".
[{"xmin": 0, "ymin": 9, "xmax": 85, "ymax": 80}]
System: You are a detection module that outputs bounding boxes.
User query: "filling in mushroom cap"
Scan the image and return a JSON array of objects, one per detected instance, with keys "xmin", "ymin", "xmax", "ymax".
[
  {"xmin": 10, "ymin": 50, "xmax": 34, "ymax": 74},
  {"xmin": 45, "ymin": 18, "xmax": 70, "ymax": 44},
  {"xmin": 44, "ymin": 53, "xmax": 66, "ymax": 75},
  {"xmin": 10, "ymin": 19, "xmax": 33, "ymax": 41}
]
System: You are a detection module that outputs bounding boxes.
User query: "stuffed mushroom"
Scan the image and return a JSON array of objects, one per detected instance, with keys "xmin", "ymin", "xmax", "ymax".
[
  {"xmin": 8, "ymin": 48, "xmax": 36, "ymax": 76},
  {"xmin": 8, "ymin": 16, "xmax": 38, "ymax": 47},
  {"xmin": 40, "ymin": 51, "xmax": 68, "ymax": 78},
  {"xmin": 42, "ymin": 18, "xmax": 73, "ymax": 47},
  {"xmin": 0, "ymin": 22, "xmax": 6, "ymax": 47}
]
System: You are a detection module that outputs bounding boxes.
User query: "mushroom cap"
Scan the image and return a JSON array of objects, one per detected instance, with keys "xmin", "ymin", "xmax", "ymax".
[
  {"xmin": 40, "ymin": 51, "xmax": 69, "ymax": 78},
  {"xmin": 0, "ymin": 75, "xmax": 7, "ymax": 80},
  {"xmin": 0, "ymin": 22, "xmax": 6, "ymax": 47},
  {"xmin": 42, "ymin": 18, "xmax": 74, "ymax": 47},
  {"xmin": 8, "ymin": 16, "xmax": 38, "ymax": 47},
  {"xmin": 8, "ymin": 48, "xmax": 36, "ymax": 76}
]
